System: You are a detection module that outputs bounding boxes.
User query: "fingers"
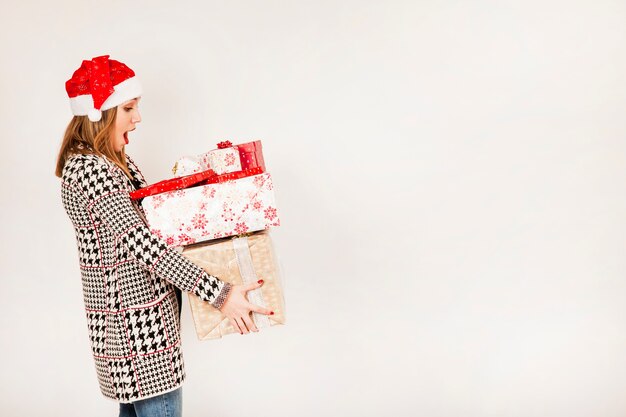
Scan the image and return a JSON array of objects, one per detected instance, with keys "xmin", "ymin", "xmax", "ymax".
[
  {"xmin": 242, "ymin": 313, "xmax": 259, "ymax": 333},
  {"xmin": 226, "ymin": 278, "xmax": 271, "ymax": 334},
  {"xmin": 244, "ymin": 279, "xmax": 265, "ymax": 292},
  {"xmin": 249, "ymin": 303, "xmax": 274, "ymax": 316},
  {"xmin": 230, "ymin": 317, "xmax": 243, "ymax": 334},
  {"xmin": 232, "ymin": 315, "xmax": 256, "ymax": 334}
]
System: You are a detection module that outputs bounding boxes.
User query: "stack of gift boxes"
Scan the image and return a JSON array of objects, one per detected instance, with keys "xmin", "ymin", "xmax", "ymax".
[{"xmin": 131, "ymin": 140, "xmax": 285, "ymax": 340}]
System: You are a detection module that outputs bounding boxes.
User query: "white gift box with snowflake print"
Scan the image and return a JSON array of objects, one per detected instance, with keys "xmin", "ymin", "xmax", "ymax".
[
  {"xmin": 141, "ymin": 173, "xmax": 280, "ymax": 247},
  {"xmin": 206, "ymin": 147, "xmax": 242, "ymax": 175},
  {"xmin": 173, "ymin": 147, "xmax": 242, "ymax": 176}
]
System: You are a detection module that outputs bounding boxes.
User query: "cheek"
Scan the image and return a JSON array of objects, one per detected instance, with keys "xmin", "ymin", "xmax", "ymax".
[{"xmin": 115, "ymin": 112, "xmax": 129, "ymax": 129}]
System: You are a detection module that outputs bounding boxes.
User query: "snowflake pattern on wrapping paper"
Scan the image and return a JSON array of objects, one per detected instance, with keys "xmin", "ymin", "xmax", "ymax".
[
  {"xmin": 234, "ymin": 222, "xmax": 249, "ymax": 234},
  {"xmin": 253, "ymin": 176, "xmax": 266, "ymax": 188},
  {"xmin": 177, "ymin": 233, "xmax": 195, "ymax": 245},
  {"xmin": 264, "ymin": 206, "xmax": 277, "ymax": 221},
  {"xmin": 224, "ymin": 153, "xmax": 236, "ymax": 166},
  {"xmin": 152, "ymin": 229, "xmax": 163, "ymax": 240},
  {"xmin": 174, "ymin": 189, "xmax": 186, "ymax": 198},
  {"xmin": 141, "ymin": 172, "xmax": 279, "ymax": 246},
  {"xmin": 202, "ymin": 187, "xmax": 216, "ymax": 199},
  {"xmin": 152, "ymin": 194, "xmax": 165, "ymax": 209},
  {"xmin": 191, "ymin": 213, "xmax": 208, "ymax": 229},
  {"xmin": 165, "ymin": 236, "xmax": 175, "ymax": 246},
  {"xmin": 221, "ymin": 206, "xmax": 235, "ymax": 222}
]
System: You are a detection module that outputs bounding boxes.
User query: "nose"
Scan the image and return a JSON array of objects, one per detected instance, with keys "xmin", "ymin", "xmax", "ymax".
[{"xmin": 132, "ymin": 108, "xmax": 142, "ymax": 124}]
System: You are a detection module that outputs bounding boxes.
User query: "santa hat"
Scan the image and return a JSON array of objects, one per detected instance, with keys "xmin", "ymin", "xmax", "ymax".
[{"xmin": 65, "ymin": 55, "xmax": 142, "ymax": 122}]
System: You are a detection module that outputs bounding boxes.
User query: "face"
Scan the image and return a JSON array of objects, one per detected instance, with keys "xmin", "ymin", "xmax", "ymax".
[{"xmin": 111, "ymin": 98, "xmax": 141, "ymax": 152}]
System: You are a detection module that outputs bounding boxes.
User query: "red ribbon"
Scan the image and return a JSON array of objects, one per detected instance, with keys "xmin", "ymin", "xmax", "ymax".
[
  {"xmin": 200, "ymin": 166, "xmax": 264, "ymax": 185},
  {"xmin": 129, "ymin": 166, "xmax": 265, "ymax": 200},
  {"xmin": 130, "ymin": 169, "xmax": 216, "ymax": 200},
  {"xmin": 217, "ymin": 140, "xmax": 233, "ymax": 149}
]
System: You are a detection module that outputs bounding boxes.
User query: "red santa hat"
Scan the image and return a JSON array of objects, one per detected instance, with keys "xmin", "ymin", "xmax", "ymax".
[{"xmin": 65, "ymin": 55, "xmax": 142, "ymax": 122}]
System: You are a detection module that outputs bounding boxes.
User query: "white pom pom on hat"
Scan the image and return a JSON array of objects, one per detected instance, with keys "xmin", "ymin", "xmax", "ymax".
[
  {"xmin": 88, "ymin": 108, "xmax": 102, "ymax": 122},
  {"xmin": 65, "ymin": 55, "xmax": 142, "ymax": 121}
]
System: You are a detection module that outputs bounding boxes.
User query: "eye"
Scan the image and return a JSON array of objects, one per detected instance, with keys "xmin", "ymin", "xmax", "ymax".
[{"xmin": 124, "ymin": 107, "xmax": 133, "ymax": 112}]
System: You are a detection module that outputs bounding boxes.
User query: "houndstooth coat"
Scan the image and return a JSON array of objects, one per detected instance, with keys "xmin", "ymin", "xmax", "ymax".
[{"xmin": 61, "ymin": 152, "xmax": 232, "ymax": 403}]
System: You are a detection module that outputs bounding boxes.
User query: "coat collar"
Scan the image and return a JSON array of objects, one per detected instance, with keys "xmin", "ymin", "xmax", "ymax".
[
  {"xmin": 124, "ymin": 154, "xmax": 148, "ymax": 189},
  {"xmin": 97, "ymin": 153, "xmax": 148, "ymax": 191}
]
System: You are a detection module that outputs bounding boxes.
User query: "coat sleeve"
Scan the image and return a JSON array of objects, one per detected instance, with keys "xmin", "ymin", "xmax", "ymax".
[{"xmin": 72, "ymin": 156, "xmax": 232, "ymax": 309}]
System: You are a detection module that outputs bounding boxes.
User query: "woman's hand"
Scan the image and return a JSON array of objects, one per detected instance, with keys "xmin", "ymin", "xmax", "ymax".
[{"xmin": 218, "ymin": 279, "xmax": 274, "ymax": 334}]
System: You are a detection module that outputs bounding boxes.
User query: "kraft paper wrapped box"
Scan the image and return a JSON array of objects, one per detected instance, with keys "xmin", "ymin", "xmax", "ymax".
[
  {"xmin": 140, "ymin": 171, "xmax": 280, "ymax": 247},
  {"xmin": 181, "ymin": 230, "xmax": 286, "ymax": 340}
]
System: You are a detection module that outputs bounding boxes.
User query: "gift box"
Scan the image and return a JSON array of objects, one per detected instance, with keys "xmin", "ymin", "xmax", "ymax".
[
  {"xmin": 181, "ymin": 231, "xmax": 286, "ymax": 340},
  {"xmin": 237, "ymin": 141, "xmax": 265, "ymax": 171},
  {"xmin": 172, "ymin": 140, "xmax": 265, "ymax": 177},
  {"xmin": 141, "ymin": 172, "xmax": 280, "ymax": 247},
  {"xmin": 206, "ymin": 141, "xmax": 242, "ymax": 175},
  {"xmin": 171, "ymin": 154, "xmax": 208, "ymax": 177}
]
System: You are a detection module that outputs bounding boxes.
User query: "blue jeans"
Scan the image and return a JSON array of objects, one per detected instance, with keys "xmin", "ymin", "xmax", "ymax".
[{"xmin": 119, "ymin": 387, "xmax": 182, "ymax": 417}]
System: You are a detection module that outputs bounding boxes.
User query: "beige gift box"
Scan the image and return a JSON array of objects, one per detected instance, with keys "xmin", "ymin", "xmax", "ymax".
[{"xmin": 181, "ymin": 231, "xmax": 286, "ymax": 340}]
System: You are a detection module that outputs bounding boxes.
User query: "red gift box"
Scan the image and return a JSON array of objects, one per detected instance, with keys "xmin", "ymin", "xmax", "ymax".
[{"xmin": 237, "ymin": 141, "xmax": 266, "ymax": 171}]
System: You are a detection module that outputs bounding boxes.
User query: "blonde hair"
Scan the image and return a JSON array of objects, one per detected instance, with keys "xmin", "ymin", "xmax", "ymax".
[{"xmin": 55, "ymin": 106, "xmax": 132, "ymax": 179}]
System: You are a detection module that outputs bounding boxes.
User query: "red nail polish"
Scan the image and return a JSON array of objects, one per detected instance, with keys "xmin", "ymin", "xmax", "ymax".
[
  {"xmin": 270, "ymin": 311, "xmax": 274, "ymax": 315},
  {"xmin": 258, "ymin": 279, "xmax": 264, "ymax": 284}
]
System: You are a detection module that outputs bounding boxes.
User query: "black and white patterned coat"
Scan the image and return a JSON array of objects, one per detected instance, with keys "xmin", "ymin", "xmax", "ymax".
[{"xmin": 61, "ymin": 153, "xmax": 232, "ymax": 403}]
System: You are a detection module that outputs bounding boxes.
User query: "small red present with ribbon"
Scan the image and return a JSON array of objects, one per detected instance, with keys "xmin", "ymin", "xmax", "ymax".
[{"xmin": 237, "ymin": 140, "xmax": 265, "ymax": 171}]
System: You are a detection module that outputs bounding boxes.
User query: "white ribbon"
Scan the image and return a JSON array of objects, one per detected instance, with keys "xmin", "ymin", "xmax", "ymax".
[{"xmin": 232, "ymin": 236, "xmax": 271, "ymax": 329}]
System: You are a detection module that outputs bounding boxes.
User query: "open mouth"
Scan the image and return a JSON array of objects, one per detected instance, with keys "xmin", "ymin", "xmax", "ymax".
[{"xmin": 123, "ymin": 128, "xmax": 136, "ymax": 146}]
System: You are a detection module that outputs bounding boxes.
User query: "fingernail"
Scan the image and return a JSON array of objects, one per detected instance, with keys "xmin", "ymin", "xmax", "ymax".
[
  {"xmin": 270, "ymin": 311, "xmax": 274, "ymax": 315},
  {"xmin": 258, "ymin": 279, "xmax": 264, "ymax": 284}
]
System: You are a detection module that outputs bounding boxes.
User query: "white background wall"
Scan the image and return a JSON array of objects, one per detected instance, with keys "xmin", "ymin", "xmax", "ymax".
[{"xmin": 1, "ymin": 1, "xmax": 626, "ymax": 416}]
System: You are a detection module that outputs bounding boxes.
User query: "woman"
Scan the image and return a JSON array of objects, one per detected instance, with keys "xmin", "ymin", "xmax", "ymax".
[{"xmin": 56, "ymin": 55, "xmax": 273, "ymax": 416}]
